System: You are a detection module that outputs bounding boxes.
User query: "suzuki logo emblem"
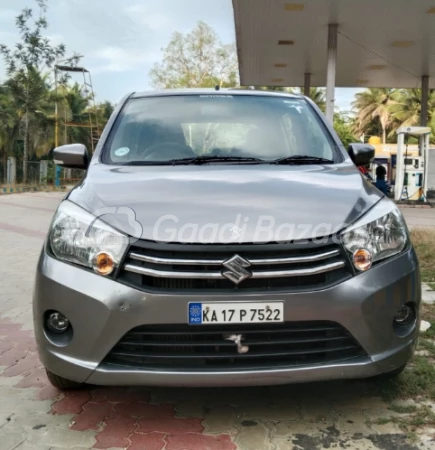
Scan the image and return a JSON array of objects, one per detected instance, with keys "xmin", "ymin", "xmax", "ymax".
[{"xmin": 222, "ymin": 254, "xmax": 252, "ymax": 285}]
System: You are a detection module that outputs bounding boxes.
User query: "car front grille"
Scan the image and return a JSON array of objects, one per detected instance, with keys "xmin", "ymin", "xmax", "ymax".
[
  {"xmin": 117, "ymin": 240, "xmax": 351, "ymax": 292},
  {"xmin": 103, "ymin": 322, "xmax": 367, "ymax": 371}
]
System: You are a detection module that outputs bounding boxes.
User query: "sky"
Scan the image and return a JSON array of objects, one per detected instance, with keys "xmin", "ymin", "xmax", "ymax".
[{"xmin": 0, "ymin": 0, "xmax": 360, "ymax": 110}]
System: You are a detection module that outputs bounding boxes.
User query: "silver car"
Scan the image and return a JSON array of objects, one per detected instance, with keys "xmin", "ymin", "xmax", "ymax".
[{"xmin": 33, "ymin": 89, "xmax": 420, "ymax": 389}]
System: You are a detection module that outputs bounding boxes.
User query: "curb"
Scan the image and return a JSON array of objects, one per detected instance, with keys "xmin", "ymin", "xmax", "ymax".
[
  {"xmin": 0, "ymin": 186, "xmax": 66, "ymax": 195},
  {"xmin": 1, "ymin": 186, "xmax": 40, "ymax": 195}
]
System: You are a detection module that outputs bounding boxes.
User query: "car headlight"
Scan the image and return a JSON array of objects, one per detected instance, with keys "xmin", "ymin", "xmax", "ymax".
[
  {"xmin": 342, "ymin": 198, "xmax": 408, "ymax": 272},
  {"xmin": 49, "ymin": 201, "xmax": 129, "ymax": 275}
]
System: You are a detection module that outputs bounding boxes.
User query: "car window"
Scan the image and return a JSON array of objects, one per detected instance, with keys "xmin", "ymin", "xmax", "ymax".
[{"xmin": 104, "ymin": 95, "xmax": 337, "ymax": 164}]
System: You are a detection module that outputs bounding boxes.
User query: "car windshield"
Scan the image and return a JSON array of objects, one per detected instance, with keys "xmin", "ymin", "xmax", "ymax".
[{"xmin": 103, "ymin": 94, "xmax": 339, "ymax": 165}]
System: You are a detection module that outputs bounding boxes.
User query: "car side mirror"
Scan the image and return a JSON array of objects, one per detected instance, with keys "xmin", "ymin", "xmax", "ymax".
[
  {"xmin": 348, "ymin": 144, "xmax": 375, "ymax": 167},
  {"xmin": 53, "ymin": 144, "xmax": 89, "ymax": 170}
]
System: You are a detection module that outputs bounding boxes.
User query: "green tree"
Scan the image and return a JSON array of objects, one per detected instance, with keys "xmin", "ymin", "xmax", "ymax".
[
  {"xmin": 150, "ymin": 21, "xmax": 238, "ymax": 89},
  {"xmin": 333, "ymin": 112, "xmax": 357, "ymax": 147},
  {"xmin": 389, "ymin": 88, "xmax": 435, "ymax": 130},
  {"xmin": 352, "ymin": 88, "xmax": 395, "ymax": 145},
  {"xmin": 0, "ymin": 0, "xmax": 79, "ymax": 182},
  {"xmin": 291, "ymin": 87, "xmax": 326, "ymax": 112},
  {"xmin": 0, "ymin": 85, "xmax": 20, "ymax": 182}
]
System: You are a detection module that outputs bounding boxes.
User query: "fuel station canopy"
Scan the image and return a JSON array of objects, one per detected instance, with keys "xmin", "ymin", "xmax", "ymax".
[{"xmin": 232, "ymin": 0, "xmax": 435, "ymax": 122}]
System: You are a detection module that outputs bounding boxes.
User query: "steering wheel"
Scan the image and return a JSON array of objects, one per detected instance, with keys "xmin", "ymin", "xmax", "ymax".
[{"xmin": 140, "ymin": 142, "xmax": 195, "ymax": 161}]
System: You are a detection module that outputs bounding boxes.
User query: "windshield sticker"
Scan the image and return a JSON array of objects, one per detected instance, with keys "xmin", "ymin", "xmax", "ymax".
[{"xmin": 114, "ymin": 147, "xmax": 130, "ymax": 157}]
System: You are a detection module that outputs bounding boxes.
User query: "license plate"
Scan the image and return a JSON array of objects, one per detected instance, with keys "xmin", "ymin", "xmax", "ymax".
[{"xmin": 188, "ymin": 302, "xmax": 284, "ymax": 325}]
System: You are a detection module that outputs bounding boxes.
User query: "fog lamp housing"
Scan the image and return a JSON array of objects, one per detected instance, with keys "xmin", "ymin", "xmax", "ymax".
[
  {"xmin": 393, "ymin": 304, "xmax": 417, "ymax": 337},
  {"xmin": 46, "ymin": 311, "xmax": 70, "ymax": 334}
]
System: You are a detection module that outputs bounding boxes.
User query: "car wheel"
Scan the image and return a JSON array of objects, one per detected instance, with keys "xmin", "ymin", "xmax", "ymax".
[{"xmin": 46, "ymin": 369, "xmax": 84, "ymax": 389}]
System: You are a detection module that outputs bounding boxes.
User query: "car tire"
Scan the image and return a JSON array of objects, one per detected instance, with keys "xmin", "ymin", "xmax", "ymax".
[{"xmin": 46, "ymin": 369, "xmax": 84, "ymax": 389}]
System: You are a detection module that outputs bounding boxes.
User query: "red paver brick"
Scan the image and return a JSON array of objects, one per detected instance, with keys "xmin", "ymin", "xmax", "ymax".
[
  {"xmin": 37, "ymin": 384, "xmax": 61, "ymax": 401},
  {"xmin": 52, "ymin": 390, "xmax": 92, "ymax": 415},
  {"xmin": 0, "ymin": 321, "xmax": 21, "ymax": 332},
  {"xmin": 2, "ymin": 353, "xmax": 41, "ymax": 377},
  {"xmin": 93, "ymin": 416, "xmax": 137, "ymax": 449},
  {"xmin": 71, "ymin": 402, "xmax": 114, "ymax": 431},
  {"xmin": 138, "ymin": 417, "xmax": 204, "ymax": 434},
  {"xmin": 14, "ymin": 367, "xmax": 47, "ymax": 388},
  {"xmin": 0, "ymin": 339, "xmax": 14, "ymax": 356},
  {"xmin": 166, "ymin": 433, "xmax": 237, "ymax": 450},
  {"xmin": 128, "ymin": 432, "xmax": 166, "ymax": 450},
  {"xmin": 114, "ymin": 402, "xmax": 174, "ymax": 420},
  {"xmin": 0, "ymin": 349, "xmax": 23, "ymax": 367},
  {"xmin": 92, "ymin": 387, "xmax": 149, "ymax": 404}
]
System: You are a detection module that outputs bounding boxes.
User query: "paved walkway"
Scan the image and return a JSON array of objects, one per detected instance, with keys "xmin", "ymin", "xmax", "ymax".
[
  {"xmin": 0, "ymin": 192, "xmax": 433, "ymax": 450},
  {"xmin": 399, "ymin": 206, "xmax": 435, "ymax": 229}
]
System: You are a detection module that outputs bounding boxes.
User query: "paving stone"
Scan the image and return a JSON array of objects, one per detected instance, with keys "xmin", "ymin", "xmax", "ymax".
[
  {"xmin": 91, "ymin": 387, "xmax": 150, "ymax": 404},
  {"xmin": 0, "ymin": 432, "xmax": 25, "ymax": 450},
  {"xmin": 70, "ymin": 402, "xmax": 114, "ymax": 431},
  {"xmin": 137, "ymin": 416, "xmax": 204, "ymax": 434},
  {"xmin": 0, "ymin": 391, "xmax": 52, "ymax": 415},
  {"xmin": 0, "ymin": 411, "xmax": 14, "ymax": 428},
  {"xmin": 422, "ymin": 283, "xmax": 435, "ymax": 304},
  {"xmin": 234, "ymin": 422, "xmax": 273, "ymax": 450},
  {"xmin": 332, "ymin": 410, "xmax": 373, "ymax": 436},
  {"xmin": 175, "ymin": 398, "xmax": 207, "ymax": 419},
  {"xmin": 93, "ymin": 416, "xmax": 137, "ymax": 449},
  {"xmin": 202, "ymin": 405, "xmax": 239, "ymax": 434},
  {"xmin": 24, "ymin": 428, "xmax": 97, "ymax": 448},
  {"xmin": 128, "ymin": 432, "xmax": 166, "ymax": 450},
  {"xmin": 3, "ymin": 412, "xmax": 75, "ymax": 431},
  {"xmin": 51, "ymin": 391, "xmax": 92, "ymax": 415},
  {"xmin": 165, "ymin": 433, "xmax": 237, "ymax": 450}
]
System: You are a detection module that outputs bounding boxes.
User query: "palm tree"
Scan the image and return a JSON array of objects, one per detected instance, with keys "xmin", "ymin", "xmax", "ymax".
[
  {"xmin": 389, "ymin": 88, "xmax": 435, "ymax": 130},
  {"xmin": 352, "ymin": 88, "xmax": 395, "ymax": 144},
  {"xmin": 0, "ymin": 85, "xmax": 20, "ymax": 183},
  {"xmin": 5, "ymin": 67, "xmax": 52, "ymax": 181}
]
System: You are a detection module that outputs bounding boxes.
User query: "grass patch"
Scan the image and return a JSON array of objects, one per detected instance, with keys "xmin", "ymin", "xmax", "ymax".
[
  {"xmin": 421, "ymin": 304, "xmax": 435, "ymax": 339},
  {"xmin": 371, "ymin": 405, "xmax": 435, "ymax": 434},
  {"xmin": 410, "ymin": 228, "xmax": 435, "ymax": 283},
  {"xmin": 377, "ymin": 356, "xmax": 435, "ymax": 403},
  {"xmin": 389, "ymin": 404, "xmax": 418, "ymax": 414}
]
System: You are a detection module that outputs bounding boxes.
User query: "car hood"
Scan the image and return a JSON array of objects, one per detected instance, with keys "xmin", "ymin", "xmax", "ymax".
[{"xmin": 68, "ymin": 163, "xmax": 382, "ymax": 244}]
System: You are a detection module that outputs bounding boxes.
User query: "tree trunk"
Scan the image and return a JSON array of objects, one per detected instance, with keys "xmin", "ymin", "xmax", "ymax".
[
  {"xmin": 382, "ymin": 127, "xmax": 386, "ymax": 145},
  {"xmin": 23, "ymin": 110, "xmax": 29, "ymax": 184}
]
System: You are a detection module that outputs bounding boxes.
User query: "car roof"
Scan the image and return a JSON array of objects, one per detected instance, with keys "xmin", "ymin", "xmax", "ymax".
[{"xmin": 131, "ymin": 88, "xmax": 302, "ymax": 99}]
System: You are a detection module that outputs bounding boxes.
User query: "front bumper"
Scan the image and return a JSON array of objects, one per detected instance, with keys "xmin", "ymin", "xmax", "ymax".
[{"xmin": 33, "ymin": 247, "xmax": 421, "ymax": 387}]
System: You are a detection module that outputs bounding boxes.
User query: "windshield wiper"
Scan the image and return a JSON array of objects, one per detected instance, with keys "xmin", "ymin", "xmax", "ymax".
[
  {"xmin": 167, "ymin": 155, "xmax": 266, "ymax": 165},
  {"xmin": 273, "ymin": 155, "xmax": 334, "ymax": 165},
  {"xmin": 121, "ymin": 156, "xmax": 265, "ymax": 166}
]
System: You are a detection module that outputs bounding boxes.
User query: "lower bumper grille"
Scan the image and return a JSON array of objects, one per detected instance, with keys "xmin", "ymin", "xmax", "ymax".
[{"xmin": 104, "ymin": 322, "xmax": 367, "ymax": 371}]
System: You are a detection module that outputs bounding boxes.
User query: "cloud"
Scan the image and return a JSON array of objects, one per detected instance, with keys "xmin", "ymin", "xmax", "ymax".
[
  {"xmin": 124, "ymin": 4, "xmax": 174, "ymax": 32},
  {"xmin": 91, "ymin": 46, "xmax": 159, "ymax": 73}
]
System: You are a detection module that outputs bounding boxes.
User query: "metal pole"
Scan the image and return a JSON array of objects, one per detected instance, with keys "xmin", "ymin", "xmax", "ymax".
[
  {"xmin": 395, "ymin": 132, "xmax": 405, "ymax": 201},
  {"xmin": 421, "ymin": 75, "xmax": 429, "ymax": 128},
  {"xmin": 304, "ymin": 73, "xmax": 311, "ymax": 97},
  {"xmin": 54, "ymin": 68, "xmax": 59, "ymax": 148},
  {"xmin": 326, "ymin": 24, "xmax": 338, "ymax": 122}
]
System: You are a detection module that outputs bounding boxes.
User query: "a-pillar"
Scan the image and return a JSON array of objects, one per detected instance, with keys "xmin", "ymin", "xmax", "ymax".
[{"xmin": 326, "ymin": 24, "xmax": 338, "ymax": 123}]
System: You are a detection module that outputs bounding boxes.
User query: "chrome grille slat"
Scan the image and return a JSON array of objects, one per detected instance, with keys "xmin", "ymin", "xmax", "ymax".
[
  {"xmin": 124, "ymin": 261, "xmax": 345, "ymax": 279},
  {"xmin": 118, "ymin": 241, "xmax": 350, "ymax": 291},
  {"xmin": 129, "ymin": 249, "xmax": 340, "ymax": 266}
]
